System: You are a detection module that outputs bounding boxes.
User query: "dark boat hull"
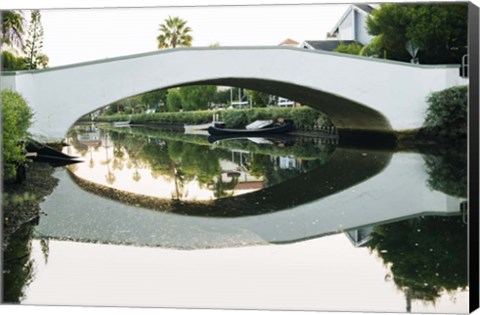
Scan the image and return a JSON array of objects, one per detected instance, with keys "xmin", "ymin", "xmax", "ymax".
[
  {"xmin": 207, "ymin": 120, "xmax": 293, "ymax": 136},
  {"xmin": 26, "ymin": 139, "xmax": 81, "ymax": 167}
]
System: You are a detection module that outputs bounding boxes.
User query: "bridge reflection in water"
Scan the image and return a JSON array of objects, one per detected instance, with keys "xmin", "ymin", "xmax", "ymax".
[{"xmin": 33, "ymin": 126, "xmax": 464, "ymax": 249}]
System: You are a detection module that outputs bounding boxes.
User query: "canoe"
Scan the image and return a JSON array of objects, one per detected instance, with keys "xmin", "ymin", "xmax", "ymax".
[
  {"xmin": 113, "ymin": 120, "xmax": 130, "ymax": 127},
  {"xmin": 207, "ymin": 119, "xmax": 294, "ymax": 136}
]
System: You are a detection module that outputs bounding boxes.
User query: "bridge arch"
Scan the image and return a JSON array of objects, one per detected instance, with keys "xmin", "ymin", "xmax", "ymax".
[{"xmin": 1, "ymin": 46, "xmax": 466, "ymax": 141}]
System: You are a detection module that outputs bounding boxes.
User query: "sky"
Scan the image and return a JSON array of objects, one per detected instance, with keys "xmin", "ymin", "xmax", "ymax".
[
  {"xmin": 18, "ymin": 2, "xmax": 349, "ymax": 67},
  {"xmin": 37, "ymin": 4, "xmax": 348, "ymax": 66}
]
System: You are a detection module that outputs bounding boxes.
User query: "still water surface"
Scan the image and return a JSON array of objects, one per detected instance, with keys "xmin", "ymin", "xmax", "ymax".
[{"xmin": 5, "ymin": 124, "xmax": 469, "ymax": 313}]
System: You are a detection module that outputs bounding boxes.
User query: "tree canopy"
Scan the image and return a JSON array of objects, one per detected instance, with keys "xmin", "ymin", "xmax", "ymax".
[
  {"xmin": 366, "ymin": 3, "xmax": 468, "ymax": 64},
  {"xmin": 1, "ymin": 10, "xmax": 26, "ymax": 50},
  {"xmin": 157, "ymin": 16, "xmax": 193, "ymax": 49}
]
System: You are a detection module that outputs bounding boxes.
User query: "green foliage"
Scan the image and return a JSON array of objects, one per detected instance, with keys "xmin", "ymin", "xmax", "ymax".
[
  {"xmin": 157, "ymin": 16, "xmax": 193, "ymax": 49},
  {"xmin": 2, "ymin": 224, "xmax": 35, "ymax": 302},
  {"xmin": 367, "ymin": 4, "xmax": 468, "ymax": 64},
  {"xmin": 212, "ymin": 88, "xmax": 231, "ymax": 105},
  {"xmin": 334, "ymin": 42, "xmax": 363, "ymax": 55},
  {"xmin": 141, "ymin": 89, "xmax": 168, "ymax": 111},
  {"xmin": 423, "ymin": 85, "xmax": 467, "ymax": 137},
  {"xmin": 246, "ymin": 89, "xmax": 270, "ymax": 107},
  {"xmin": 369, "ymin": 216, "xmax": 467, "ymax": 303},
  {"xmin": 1, "ymin": 10, "xmax": 25, "ymax": 49},
  {"xmin": 166, "ymin": 88, "xmax": 183, "ymax": 112},
  {"xmin": 219, "ymin": 106, "xmax": 331, "ymax": 131},
  {"xmin": 359, "ymin": 35, "xmax": 384, "ymax": 57},
  {"xmin": 424, "ymin": 150, "xmax": 467, "ymax": 198},
  {"xmin": 178, "ymin": 85, "xmax": 216, "ymax": 111},
  {"xmin": 221, "ymin": 110, "xmax": 248, "ymax": 128},
  {"xmin": 24, "ymin": 10, "xmax": 48, "ymax": 69},
  {"xmin": 1, "ymin": 90, "xmax": 33, "ymax": 181},
  {"xmin": 98, "ymin": 106, "xmax": 333, "ymax": 131},
  {"xmin": 1, "ymin": 50, "xmax": 28, "ymax": 70}
]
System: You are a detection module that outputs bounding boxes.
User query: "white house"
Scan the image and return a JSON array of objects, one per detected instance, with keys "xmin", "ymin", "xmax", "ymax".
[
  {"xmin": 327, "ymin": 3, "xmax": 377, "ymax": 45},
  {"xmin": 300, "ymin": 4, "xmax": 377, "ymax": 52}
]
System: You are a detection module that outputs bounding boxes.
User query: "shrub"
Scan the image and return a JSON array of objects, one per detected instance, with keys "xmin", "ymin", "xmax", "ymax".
[
  {"xmin": 424, "ymin": 85, "xmax": 467, "ymax": 137},
  {"xmin": 220, "ymin": 110, "xmax": 247, "ymax": 128},
  {"xmin": 2, "ymin": 90, "xmax": 33, "ymax": 181},
  {"xmin": 97, "ymin": 106, "xmax": 333, "ymax": 131},
  {"xmin": 334, "ymin": 42, "xmax": 364, "ymax": 55}
]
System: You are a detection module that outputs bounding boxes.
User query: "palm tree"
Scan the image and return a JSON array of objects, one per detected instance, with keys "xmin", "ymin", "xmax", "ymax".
[
  {"xmin": 1, "ymin": 10, "xmax": 26, "ymax": 49},
  {"xmin": 157, "ymin": 16, "xmax": 193, "ymax": 49}
]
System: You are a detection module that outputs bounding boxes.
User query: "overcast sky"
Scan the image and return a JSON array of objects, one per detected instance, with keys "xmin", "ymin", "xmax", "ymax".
[{"xmin": 36, "ymin": 3, "xmax": 349, "ymax": 66}]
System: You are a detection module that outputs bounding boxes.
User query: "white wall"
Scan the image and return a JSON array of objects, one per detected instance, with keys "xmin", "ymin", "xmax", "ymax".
[
  {"xmin": 337, "ymin": 10, "xmax": 354, "ymax": 41},
  {"xmin": 354, "ymin": 11, "xmax": 374, "ymax": 45},
  {"xmin": 0, "ymin": 47, "xmax": 467, "ymax": 141}
]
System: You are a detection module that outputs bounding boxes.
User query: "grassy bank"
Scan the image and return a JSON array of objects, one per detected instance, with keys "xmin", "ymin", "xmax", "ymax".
[{"xmin": 94, "ymin": 106, "xmax": 334, "ymax": 131}]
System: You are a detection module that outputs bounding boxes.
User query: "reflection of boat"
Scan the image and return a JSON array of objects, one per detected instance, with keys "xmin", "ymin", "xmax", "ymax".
[
  {"xmin": 113, "ymin": 120, "xmax": 131, "ymax": 127},
  {"xmin": 26, "ymin": 139, "xmax": 82, "ymax": 167},
  {"xmin": 207, "ymin": 119, "xmax": 294, "ymax": 136},
  {"xmin": 208, "ymin": 134, "xmax": 296, "ymax": 144}
]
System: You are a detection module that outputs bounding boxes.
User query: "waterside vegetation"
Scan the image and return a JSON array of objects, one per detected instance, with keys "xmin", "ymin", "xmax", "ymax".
[{"xmin": 94, "ymin": 106, "xmax": 333, "ymax": 131}]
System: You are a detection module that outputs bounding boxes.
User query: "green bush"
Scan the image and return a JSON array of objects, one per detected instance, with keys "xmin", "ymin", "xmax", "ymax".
[
  {"xmin": 2, "ymin": 90, "xmax": 33, "ymax": 181},
  {"xmin": 334, "ymin": 42, "xmax": 364, "ymax": 55},
  {"xmin": 423, "ymin": 85, "xmax": 467, "ymax": 137},
  {"xmin": 97, "ymin": 106, "xmax": 333, "ymax": 131},
  {"xmin": 221, "ymin": 110, "xmax": 247, "ymax": 128}
]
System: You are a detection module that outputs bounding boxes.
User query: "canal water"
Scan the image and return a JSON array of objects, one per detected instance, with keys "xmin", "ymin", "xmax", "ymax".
[{"xmin": 4, "ymin": 123, "xmax": 469, "ymax": 313}]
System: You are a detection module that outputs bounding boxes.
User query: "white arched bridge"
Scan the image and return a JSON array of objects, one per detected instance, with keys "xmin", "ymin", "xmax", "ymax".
[{"xmin": 1, "ymin": 46, "xmax": 468, "ymax": 141}]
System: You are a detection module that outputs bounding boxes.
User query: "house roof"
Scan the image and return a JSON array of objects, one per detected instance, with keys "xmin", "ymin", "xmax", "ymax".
[
  {"xmin": 329, "ymin": 4, "xmax": 375, "ymax": 36},
  {"xmin": 354, "ymin": 3, "xmax": 375, "ymax": 14},
  {"xmin": 279, "ymin": 38, "xmax": 300, "ymax": 46},
  {"xmin": 302, "ymin": 40, "xmax": 357, "ymax": 52}
]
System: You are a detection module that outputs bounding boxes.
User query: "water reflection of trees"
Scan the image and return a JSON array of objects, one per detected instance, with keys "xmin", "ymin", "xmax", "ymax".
[
  {"xmin": 423, "ymin": 147, "xmax": 467, "ymax": 198},
  {"xmin": 368, "ymin": 215, "xmax": 467, "ymax": 307},
  {"xmin": 3, "ymin": 224, "xmax": 35, "ymax": 303}
]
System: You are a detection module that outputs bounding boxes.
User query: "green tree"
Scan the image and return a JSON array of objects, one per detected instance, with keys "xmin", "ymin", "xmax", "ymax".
[
  {"xmin": 212, "ymin": 88, "xmax": 231, "ymax": 106},
  {"xmin": 1, "ymin": 90, "xmax": 33, "ymax": 181},
  {"xmin": 1, "ymin": 10, "xmax": 25, "ymax": 50},
  {"xmin": 366, "ymin": 3, "xmax": 468, "ymax": 64},
  {"xmin": 334, "ymin": 42, "xmax": 363, "ymax": 55},
  {"xmin": 246, "ymin": 89, "xmax": 270, "ymax": 107},
  {"xmin": 166, "ymin": 88, "xmax": 183, "ymax": 112},
  {"xmin": 141, "ymin": 89, "xmax": 168, "ymax": 112},
  {"xmin": 423, "ymin": 85, "xmax": 467, "ymax": 137},
  {"xmin": 178, "ymin": 85, "xmax": 216, "ymax": 111},
  {"xmin": 157, "ymin": 16, "xmax": 193, "ymax": 49},
  {"xmin": 24, "ymin": 10, "xmax": 48, "ymax": 69}
]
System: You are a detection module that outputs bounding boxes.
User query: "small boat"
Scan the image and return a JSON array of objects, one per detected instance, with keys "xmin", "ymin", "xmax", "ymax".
[
  {"xmin": 184, "ymin": 122, "xmax": 214, "ymax": 132},
  {"xmin": 113, "ymin": 115, "xmax": 132, "ymax": 127},
  {"xmin": 25, "ymin": 139, "xmax": 82, "ymax": 167},
  {"xmin": 184, "ymin": 114, "xmax": 220, "ymax": 133},
  {"xmin": 207, "ymin": 119, "xmax": 294, "ymax": 136},
  {"xmin": 113, "ymin": 120, "xmax": 131, "ymax": 127}
]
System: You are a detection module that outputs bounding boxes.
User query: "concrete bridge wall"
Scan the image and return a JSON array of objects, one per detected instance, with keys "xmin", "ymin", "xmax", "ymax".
[{"xmin": 1, "ymin": 47, "xmax": 468, "ymax": 141}]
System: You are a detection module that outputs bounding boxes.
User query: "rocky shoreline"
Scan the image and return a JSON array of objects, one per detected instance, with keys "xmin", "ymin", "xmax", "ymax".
[{"xmin": 2, "ymin": 162, "xmax": 59, "ymax": 249}]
